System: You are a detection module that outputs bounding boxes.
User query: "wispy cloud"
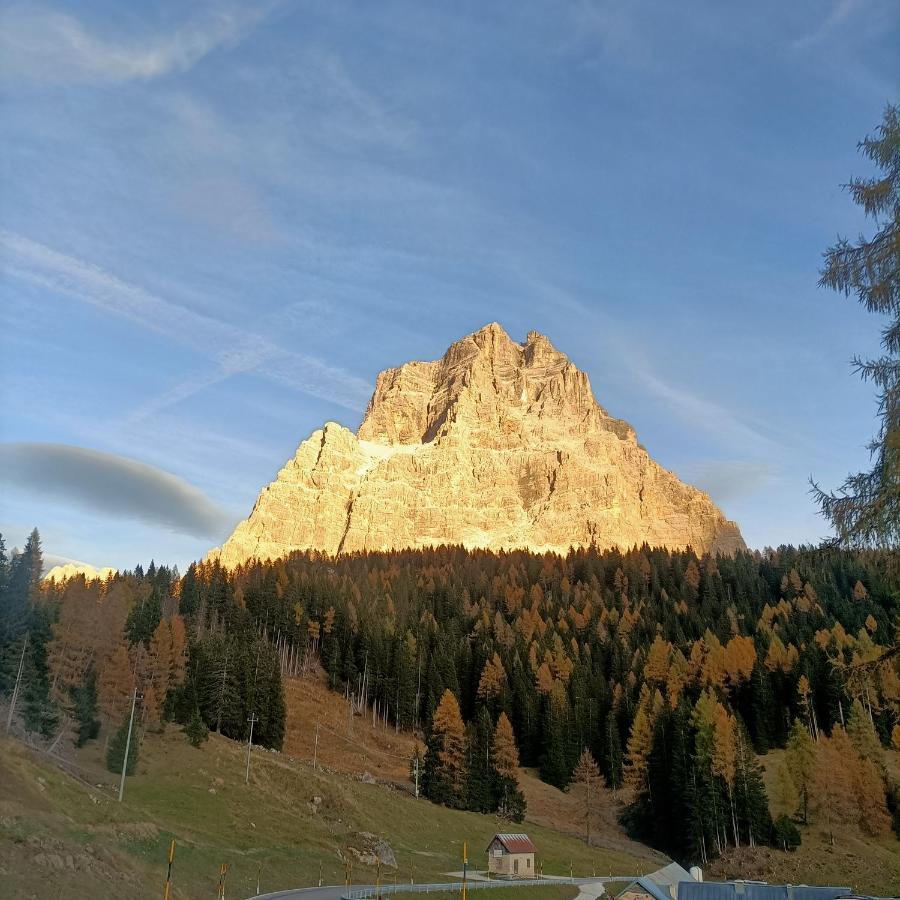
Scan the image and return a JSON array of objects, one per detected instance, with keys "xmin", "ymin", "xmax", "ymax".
[
  {"xmin": 1, "ymin": 231, "xmax": 373, "ymax": 413},
  {"xmin": 628, "ymin": 357, "xmax": 776, "ymax": 453},
  {"xmin": 518, "ymin": 276, "xmax": 780, "ymax": 455},
  {"xmin": 0, "ymin": 3, "xmax": 276, "ymax": 84},
  {"xmin": 681, "ymin": 459, "xmax": 776, "ymax": 503},
  {"xmin": 0, "ymin": 443, "xmax": 233, "ymax": 539},
  {"xmin": 792, "ymin": 0, "xmax": 866, "ymax": 49},
  {"xmin": 562, "ymin": 0, "xmax": 653, "ymax": 67}
]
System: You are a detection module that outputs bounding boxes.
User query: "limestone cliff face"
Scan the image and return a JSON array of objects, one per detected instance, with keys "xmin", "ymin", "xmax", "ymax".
[{"xmin": 210, "ymin": 324, "xmax": 744, "ymax": 566}]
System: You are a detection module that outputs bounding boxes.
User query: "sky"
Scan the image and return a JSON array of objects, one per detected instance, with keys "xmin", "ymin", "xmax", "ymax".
[{"xmin": 1, "ymin": 0, "xmax": 898, "ymax": 572}]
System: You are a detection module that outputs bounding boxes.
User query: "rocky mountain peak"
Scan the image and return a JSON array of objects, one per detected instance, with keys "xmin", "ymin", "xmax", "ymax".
[{"xmin": 210, "ymin": 324, "xmax": 745, "ymax": 566}]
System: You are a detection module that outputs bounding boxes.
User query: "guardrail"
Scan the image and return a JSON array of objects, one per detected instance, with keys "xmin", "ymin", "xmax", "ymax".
[{"xmin": 343, "ymin": 877, "xmax": 584, "ymax": 900}]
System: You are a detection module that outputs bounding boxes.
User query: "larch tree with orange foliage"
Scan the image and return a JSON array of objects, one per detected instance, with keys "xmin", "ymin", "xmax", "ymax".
[
  {"xmin": 422, "ymin": 689, "xmax": 467, "ymax": 808},
  {"xmin": 812, "ymin": 727, "xmax": 857, "ymax": 845},
  {"xmin": 476, "ymin": 652, "xmax": 506, "ymax": 702},
  {"xmin": 570, "ymin": 747, "xmax": 602, "ymax": 845},
  {"xmin": 98, "ymin": 641, "xmax": 134, "ymax": 724},
  {"xmin": 624, "ymin": 703, "xmax": 653, "ymax": 795},
  {"xmin": 492, "ymin": 713, "xmax": 526, "ymax": 821},
  {"xmin": 711, "ymin": 703, "xmax": 738, "ymax": 846}
]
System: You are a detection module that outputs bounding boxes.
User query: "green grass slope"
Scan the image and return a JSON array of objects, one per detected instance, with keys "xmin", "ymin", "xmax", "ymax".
[{"xmin": 0, "ymin": 729, "xmax": 655, "ymax": 900}]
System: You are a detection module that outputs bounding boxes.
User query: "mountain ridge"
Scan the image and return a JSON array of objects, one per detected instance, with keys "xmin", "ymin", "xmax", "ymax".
[{"xmin": 210, "ymin": 323, "xmax": 744, "ymax": 566}]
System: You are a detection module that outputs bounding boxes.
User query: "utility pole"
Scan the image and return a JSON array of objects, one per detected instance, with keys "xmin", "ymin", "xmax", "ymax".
[
  {"xmin": 313, "ymin": 720, "xmax": 320, "ymax": 770},
  {"xmin": 5, "ymin": 633, "xmax": 28, "ymax": 733},
  {"xmin": 462, "ymin": 841, "xmax": 468, "ymax": 900},
  {"xmin": 245, "ymin": 713, "xmax": 258, "ymax": 784},
  {"xmin": 118, "ymin": 687, "xmax": 141, "ymax": 803},
  {"xmin": 256, "ymin": 861, "xmax": 262, "ymax": 896},
  {"xmin": 413, "ymin": 754, "xmax": 419, "ymax": 799}
]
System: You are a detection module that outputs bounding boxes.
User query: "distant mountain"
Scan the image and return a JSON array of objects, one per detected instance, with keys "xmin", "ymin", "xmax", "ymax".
[
  {"xmin": 211, "ymin": 323, "xmax": 744, "ymax": 566},
  {"xmin": 43, "ymin": 562, "xmax": 117, "ymax": 583}
]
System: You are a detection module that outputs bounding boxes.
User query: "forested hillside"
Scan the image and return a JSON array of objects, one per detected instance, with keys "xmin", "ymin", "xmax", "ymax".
[
  {"xmin": 1, "ymin": 532, "xmax": 897, "ymax": 869},
  {"xmin": 0, "ymin": 530, "xmax": 285, "ymax": 759}
]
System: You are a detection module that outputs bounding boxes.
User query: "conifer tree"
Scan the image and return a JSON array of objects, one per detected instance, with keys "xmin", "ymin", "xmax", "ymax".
[
  {"xmin": 625, "ymin": 704, "xmax": 652, "ymax": 795},
  {"xmin": 185, "ymin": 705, "xmax": 209, "ymax": 748},
  {"xmin": 785, "ymin": 719, "xmax": 816, "ymax": 824},
  {"xmin": 711, "ymin": 703, "xmax": 739, "ymax": 847},
  {"xmin": 812, "ymin": 728, "xmax": 856, "ymax": 844},
  {"xmin": 813, "ymin": 104, "xmax": 900, "ymax": 548},
  {"xmin": 466, "ymin": 707, "xmax": 495, "ymax": 813},
  {"xmin": 846, "ymin": 697, "xmax": 884, "ymax": 772},
  {"xmin": 98, "ymin": 641, "xmax": 134, "ymax": 724},
  {"xmin": 106, "ymin": 711, "xmax": 140, "ymax": 775},
  {"xmin": 492, "ymin": 712, "xmax": 525, "ymax": 821},
  {"xmin": 422, "ymin": 689, "xmax": 467, "ymax": 808},
  {"xmin": 540, "ymin": 680, "xmax": 571, "ymax": 788},
  {"xmin": 71, "ymin": 668, "xmax": 100, "ymax": 747},
  {"xmin": 570, "ymin": 747, "xmax": 602, "ymax": 845},
  {"xmin": 604, "ymin": 708, "xmax": 623, "ymax": 790},
  {"xmin": 733, "ymin": 718, "xmax": 772, "ymax": 847}
]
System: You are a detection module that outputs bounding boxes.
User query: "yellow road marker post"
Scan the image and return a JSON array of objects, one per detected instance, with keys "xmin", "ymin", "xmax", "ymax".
[{"xmin": 163, "ymin": 839, "xmax": 176, "ymax": 900}]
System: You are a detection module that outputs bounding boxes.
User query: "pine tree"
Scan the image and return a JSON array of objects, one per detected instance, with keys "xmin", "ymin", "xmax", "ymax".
[
  {"xmin": 813, "ymin": 104, "xmax": 900, "ymax": 548},
  {"xmin": 570, "ymin": 747, "xmax": 602, "ymax": 845}
]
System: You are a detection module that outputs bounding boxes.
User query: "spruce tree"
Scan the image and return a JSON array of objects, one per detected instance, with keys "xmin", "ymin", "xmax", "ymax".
[
  {"xmin": 71, "ymin": 668, "xmax": 100, "ymax": 747},
  {"xmin": 733, "ymin": 718, "xmax": 772, "ymax": 847},
  {"xmin": 603, "ymin": 709, "xmax": 623, "ymax": 790},
  {"xmin": 185, "ymin": 705, "xmax": 209, "ymax": 747},
  {"xmin": 466, "ymin": 707, "xmax": 495, "ymax": 813},
  {"xmin": 813, "ymin": 104, "xmax": 900, "ymax": 548},
  {"xmin": 539, "ymin": 681, "xmax": 571, "ymax": 789}
]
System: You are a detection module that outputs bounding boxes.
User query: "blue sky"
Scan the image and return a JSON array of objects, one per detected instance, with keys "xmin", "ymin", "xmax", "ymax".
[{"xmin": 1, "ymin": 0, "xmax": 897, "ymax": 571}]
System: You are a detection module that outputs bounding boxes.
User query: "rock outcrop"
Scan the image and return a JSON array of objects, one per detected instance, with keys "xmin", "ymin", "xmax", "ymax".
[{"xmin": 211, "ymin": 324, "xmax": 744, "ymax": 566}]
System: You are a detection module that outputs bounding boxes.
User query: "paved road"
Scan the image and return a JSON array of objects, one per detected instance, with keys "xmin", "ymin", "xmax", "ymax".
[{"xmin": 255, "ymin": 876, "xmax": 641, "ymax": 900}]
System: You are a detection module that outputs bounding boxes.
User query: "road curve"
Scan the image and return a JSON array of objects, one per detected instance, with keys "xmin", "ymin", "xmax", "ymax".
[{"xmin": 254, "ymin": 876, "xmax": 640, "ymax": 900}]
